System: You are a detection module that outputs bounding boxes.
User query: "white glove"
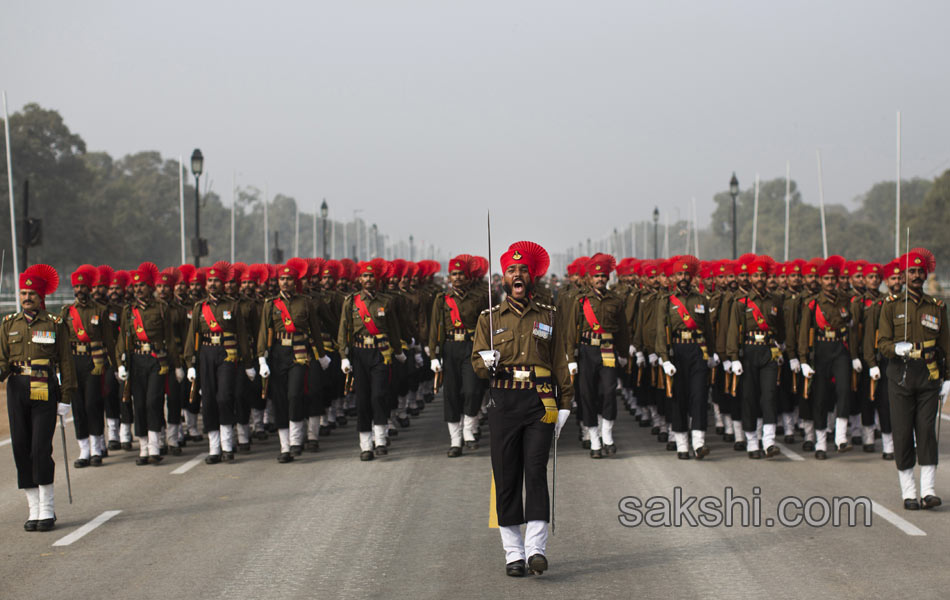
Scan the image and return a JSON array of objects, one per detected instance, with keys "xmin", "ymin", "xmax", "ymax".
[
  {"xmin": 789, "ymin": 358, "xmax": 801, "ymax": 373},
  {"xmin": 318, "ymin": 355, "xmax": 331, "ymax": 370},
  {"xmin": 57, "ymin": 402, "xmax": 71, "ymax": 417},
  {"xmin": 424, "ymin": 346, "xmax": 431, "ymax": 356},
  {"xmin": 258, "ymin": 357, "xmax": 271, "ymax": 379},
  {"xmin": 662, "ymin": 361, "xmax": 677, "ymax": 377},
  {"xmin": 117, "ymin": 365, "xmax": 128, "ymax": 381},
  {"xmin": 568, "ymin": 361, "xmax": 578, "ymax": 376},
  {"xmin": 723, "ymin": 360, "xmax": 732, "ymax": 372},
  {"xmin": 341, "ymin": 358, "xmax": 352, "ymax": 373},
  {"xmin": 187, "ymin": 367, "xmax": 196, "ymax": 382},
  {"xmin": 707, "ymin": 353, "xmax": 720, "ymax": 368},
  {"xmin": 801, "ymin": 363, "xmax": 815, "ymax": 379},
  {"xmin": 648, "ymin": 353, "xmax": 658, "ymax": 366},
  {"xmin": 394, "ymin": 352, "xmax": 407, "ymax": 364},
  {"xmin": 175, "ymin": 367, "xmax": 185, "ymax": 383},
  {"xmin": 732, "ymin": 361, "xmax": 743, "ymax": 376},
  {"xmin": 478, "ymin": 349, "xmax": 500, "ymax": 370},
  {"xmin": 636, "ymin": 352, "xmax": 645, "ymax": 367},
  {"xmin": 894, "ymin": 342, "xmax": 913, "ymax": 357},
  {"xmin": 246, "ymin": 367, "xmax": 257, "ymax": 381},
  {"xmin": 852, "ymin": 358, "xmax": 863, "ymax": 373},
  {"xmin": 869, "ymin": 366, "xmax": 881, "ymax": 381},
  {"xmin": 629, "ymin": 344, "xmax": 636, "ymax": 357},
  {"xmin": 414, "ymin": 353, "xmax": 424, "ymax": 367},
  {"xmin": 430, "ymin": 359, "xmax": 442, "ymax": 373},
  {"xmin": 941, "ymin": 381, "xmax": 950, "ymax": 401},
  {"xmin": 553, "ymin": 409, "xmax": 571, "ymax": 440},
  {"xmin": 618, "ymin": 356, "xmax": 628, "ymax": 368}
]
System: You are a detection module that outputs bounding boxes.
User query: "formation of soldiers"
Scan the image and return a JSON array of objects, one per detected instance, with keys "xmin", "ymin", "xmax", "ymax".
[{"xmin": 2, "ymin": 245, "xmax": 946, "ymax": 569}]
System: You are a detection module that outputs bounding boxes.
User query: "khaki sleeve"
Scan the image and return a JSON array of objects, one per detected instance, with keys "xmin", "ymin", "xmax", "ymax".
[
  {"xmin": 655, "ymin": 297, "xmax": 670, "ymax": 362},
  {"xmin": 336, "ymin": 296, "xmax": 353, "ymax": 357},
  {"xmin": 183, "ymin": 303, "xmax": 198, "ymax": 367},
  {"xmin": 257, "ymin": 300, "xmax": 273, "ymax": 359},
  {"xmin": 471, "ymin": 311, "xmax": 491, "ymax": 380},
  {"xmin": 57, "ymin": 320, "xmax": 78, "ymax": 404}
]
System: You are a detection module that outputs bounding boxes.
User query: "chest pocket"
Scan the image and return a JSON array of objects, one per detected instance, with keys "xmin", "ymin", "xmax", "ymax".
[
  {"xmin": 492, "ymin": 330, "xmax": 514, "ymax": 346},
  {"xmin": 142, "ymin": 310, "xmax": 165, "ymax": 342},
  {"xmin": 920, "ymin": 308, "xmax": 940, "ymax": 341}
]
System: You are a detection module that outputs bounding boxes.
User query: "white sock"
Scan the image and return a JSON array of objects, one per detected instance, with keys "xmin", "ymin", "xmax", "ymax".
[
  {"xmin": 107, "ymin": 418, "xmax": 119, "ymax": 442},
  {"xmin": 835, "ymin": 418, "xmax": 849, "ymax": 446},
  {"xmin": 290, "ymin": 421, "xmax": 306, "ymax": 446},
  {"xmin": 147, "ymin": 431, "xmax": 161, "ymax": 456},
  {"xmin": 601, "ymin": 419, "xmax": 615, "ymax": 446},
  {"xmin": 898, "ymin": 468, "xmax": 917, "ymax": 500},
  {"xmin": 120, "ymin": 423, "xmax": 132, "ymax": 443},
  {"xmin": 359, "ymin": 431, "xmax": 373, "ymax": 452},
  {"xmin": 920, "ymin": 465, "xmax": 937, "ymax": 498},
  {"xmin": 882, "ymin": 433, "xmax": 894, "ymax": 454},
  {"xmin": 373, "ymin": 424, "xmax": 388, "ymax": 448},
  {"xmin": 92, "ymin": 435, "xmax": 105, "ymax": 456},
  {"xmin": 745, "ymin": 430, "xmax": 759, "ymax": 451},
  {"xmin": 407, "ymin": 390, "xmax": 418, "ymax": 410},
  {"xmin": 862, "ymin": 426, "xmax": 875, "ymax": 446},
  {"xmin": 208, "ymin": 430, "xmax": 222, "ymax": 456},
  {"xmin": 277, "ymin": 428, "xmax": 290, "ymax": 454},
  {"xmin": 850, "ymin": 414, "xmax": 861, "ymax": 438},
  {"xmin": 723, "ymin": 415, "xmax": 733, "ymax": 435},
  {"xmin": 397, "ymin": 395, "xmax": 408, "ymax": 419},
  {"xmin": 237, "ymin": 423, "xmax": 250, "ymax": 445},
  {"xmin": 691, "ymin": 430, "xmax": 705, "ymax": 449},
  {"xmin": 186, "ymin": 411, "xmax": 200, "ymax": 435},
  {"xmin": 762, "ymin": 424, "xmax": 776, "ymax": 448},
  {"xmin": 783, "ymin": 413, "xmax": 795, "ymax": 435},
  {"xmin": 308, "ymin": 416, "xmax": 321, "ymax": 441},
  {"xmin": 803, "ymin": 420, "xmax": 815, "ymax": 442},
  {"xmin": 674, "ymin": 431, "xmax": 689, "ymax": 453},
  {"xmin": 25, "ymin": 488, "xmax": 40, "ymax": 520},
  {"xmin": 588, "ymin": 425, "xmax": 602, "ymax": 450},
  {"xmin": 137, "ymin": 436, "xmax": 149, "ymax": 457},
  {"xmin": 251, "ymin": 408, "xmax": 265, "ymax": 431},
  {"xmin": 38, "ymin": 484, "xmax": 54, "ymax": 520},
  {"xmin": 524, "ymin": 520, "xmax": 549, "ymax": 558},
  {"xmin": 78, "ymin": 437, "xmax": 91, "ymax": 460},
  {"xmin": 463, "ymin": 415, "xmax": 478, "ymax": 442},
  {"xmin": 733, "ymin": 422, "xmax": 745, "ymax": 443},
  {"xmin": 713, "ymin": 402, "xmax": 723, "ymax": 427},
  {"xmin": 499, "ymin": 525, "xmax": 526, "ymax": 563},
  {"xmin": 219, "ymin": 426, "xmax": 234, "ymax": 452},
  {"xmin": 167, "ymin": 424, "xmax": 181, "ymax": 448},
  {"xmin": 815, "ymin": 429, "xmax": 828, "ymax": 452},
  {"xmin": 448, "ymin": 422, "xmax": 463, "ymax": 447}
]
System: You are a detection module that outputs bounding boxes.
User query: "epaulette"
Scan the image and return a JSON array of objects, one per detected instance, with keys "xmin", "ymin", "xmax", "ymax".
[
  {"xmin": 884, "ymin": 295, "xmax": 897, "ymax": 303},
  {"xmin": 3, "ymin": 313, "xmax": 14, "ymax": 322},
  {"xmin": 480, "ymin": 305, "xmax": 501, "ymax": 315},
  {"xmin": 538, "ymin": 303, "xmax": 556, "ymax": 312},
  {"xmin": 50, "ymin": 314, "xmax": 63, "ymax": 324}
]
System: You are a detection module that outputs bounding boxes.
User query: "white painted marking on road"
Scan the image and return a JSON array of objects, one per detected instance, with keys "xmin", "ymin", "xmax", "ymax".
[
  {"xmin": 871, "ymin": 501, "xmax": 926, "ymax": 536},
  {"xmin": 941, "ymin": 413, "xmax": 950, "ymax": 423},
  {"xmin": 775, "ymin": 443, "xmax": 805, "ymax": 461},
  {"xmin": 52, "ymin": 510, "xmax": 121, "ymax": 546},
  {"xmin": 170, "ymin": 453, "xmax": 208, "ymax": 474}
]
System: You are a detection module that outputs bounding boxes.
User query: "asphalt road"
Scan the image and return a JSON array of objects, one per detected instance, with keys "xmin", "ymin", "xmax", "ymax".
[{"xmin": 1, "ymin": 395, "xmax": 948, "ymax": 600}]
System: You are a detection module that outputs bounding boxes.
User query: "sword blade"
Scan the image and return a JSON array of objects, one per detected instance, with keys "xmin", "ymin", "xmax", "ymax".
[
  {"xmin": 487, "ymin": 210, "xmax": 494, "ymax": 351},
  {"xmin": 59, "ymin": 415, "xmax": 73, "ymax": 504},
  {"xmin": 551, "ymin": 432, "xmax": 557, "ymax": 534}
]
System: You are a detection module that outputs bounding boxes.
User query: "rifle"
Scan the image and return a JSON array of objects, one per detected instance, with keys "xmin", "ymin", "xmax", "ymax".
[
  {"xmin": 433, "ymin": 370, "xmax": 443, "ymax": 394},
  {"xmin": 122, "ymin": 305, "xmax": 132, "ymax": 403},
  {"xmin": 870, "ymin": 378, "xmax": 877, "ymax": 402},
  {"xmin": 262, "ymin": 327, "xmax": 273, "ymax": 400}
]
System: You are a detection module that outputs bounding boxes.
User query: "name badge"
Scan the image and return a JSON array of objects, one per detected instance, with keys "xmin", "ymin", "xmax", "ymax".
[
  {"xmin": 91, "ymin": 315, "xmax": 100, "ymax": 325},
  {"xmin": 839, "ymin": 308, "xmax": 849, "ymax": 319},
  {"xmin": 222, "ymin": 310, "xmax": 232, "ymax": 320},
  {"xmin": 187, "ymin": 310, "xmax": 193, "ymax": 320},
  {"xmin": 694, "ymin": 304, "xmax": 705, "ymax": 314},
  {"xmin": 922, "ymin": 314, "xmax": 939, "ymax": 331},
  {"xmin": 109, "ymin": 312, "xmax": 118, "ymax": 322},
  {"xmin": 377, "ymin": 308, "xmax": 386, "ymax": 317},
  {"xmin": 770, "ymin": 306, "xmax": 779, "ymax": 316},
  {"xmin": 532, "ymin": 321, "xmax": 553, "ymax": 340},
  {"xmin": 32, "ymin": 331, "xmax": 56, "ymax": 344}
]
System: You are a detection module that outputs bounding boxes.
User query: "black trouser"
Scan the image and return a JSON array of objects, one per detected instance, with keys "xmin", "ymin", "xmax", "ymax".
[
  {"xmin": 131, "ymin": 353, "xmax": 165, "ymax": 437},
  {"xmin": 71, "ymin": 354, "xmax": 104, "ymax": 439},
  {"xmin": 811, "ymin": 340, "xmax": 851, "ymax": 430},
  {"xmin": 408, "ymin": 349, "xmax": 424, "ymax": 393},
  {"xmin": 306, "ymin": 358, "xmax": 326, "ymax": 418},
  {"xmin": 670, "ymin": 343, "xmax": 708, "ymax": 432},
  {"xmin": 234, "ymin": 370, "xmax": 252, "ymax": 425},
  {"xmin": 251, "ymin": 371, "xmax": 267, "ymax": 412},
  {"xmin": 875, "ymin": 357, "xmax": 893, "ymax": 434},
  {"xmin": 887, "ymin": 358, "xmax": 939, "ymax": 471},
  {"xmin": 710, "ymin": 365, "xmax": 727, "ymax": 410},
  {"xmin": 488, "ymin": 388, "xmax": 554, "ymax": 527},
  {"xmin": 269, "ymin": 346, "xmax": 307, "ymax": 428},
  {"xmin": 577, "ymin": 344, "xmax": 618, "ymax": 426},
  {"xmin": 167, "ymin": 374, "xmax": 186, "ymax": 427},
  {"xmin": 443, "ymin": 340, "xmax": 481, "ymax": 422},
  {"xmin": 352, "ymin": 347, "xmax": 391, "ymax": 431},
  {"xmin": 7, "ymin": 375, "xmax": 56, "ymax": 489},
  {"xmin": 740, "ymin": 345, "xmax": 777, "ymax": 431},
  {"xmin": 777, "ymin": 359, "xmax": 796, "ymax": 415},
  {"xmin": 388, "ymin": 357, "xmax": 409, "ymax": 412},
  {"xmin": 103, "ymin": 365, "xmax": 121, "ymax": 422},
  {"xmin": 322, "ymin": 351, "xmax": 343, "ymax": 403},
  {"xmin": 199, "ymin": 345, "xmax": 236, "ymax": 431},
  {"xmin": 857, "ymin": 371, "xmax": 875, "ymax": 426}
]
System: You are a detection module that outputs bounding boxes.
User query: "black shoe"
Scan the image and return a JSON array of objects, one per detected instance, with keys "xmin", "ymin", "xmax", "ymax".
[
  {"xmin": 733, "ymin": 441, "xmax": 746, "ymax": 451},
  {"xmin": 815, "ymin": 450, "xmax": 827, "ymax": 460},
  {"xmin": 388, "ymin": 428, "xmax": 399, "ymax": 438},
  {"xmin": 527, "ymin": 554, "xmax": 548, "ymax": 575},
  {"xmin": 748, "ymin": 450, "xmax": 763, "ymax": 459},
  {"xmin": 170, "ymin": 445, "xmax": 183, "ymax": 456},
  {"xmin": 253, "ymin": 430, "xmax": 269, "ymax": 441},
  {"xmin": 665, "ymin": 441, "xmax": 676, "ymax": 451},
  {"xmin": 658, "ymin": 432, "xmax": 669, "ymax": 442},
  {"xmin": 765, "ymin": 445, "xmax": 780, "ymax": 458},
  {"xmin": 715, "ymin": 426, "xmax": 725, "ymax": 435},
  {"xmin": 650, "ymin": 426, "xmax": 660, "ymax": 435},
  {"xmin": 397, "ymin": 416, "xmax": 410, "ymax": 428},
  {"xmin": 74, "ymin": 458, "xmax": 90, "ymax": 469},
  {"xmin": 837, "ymin": 443, "xmax": 852, "ymax": 453},
  {"xmin": 407, "ymin": 407, "xmax": 420, "ymax": 417},
  {"xmin": 723, "ymin": 433, "xmax": 735, "ymax": 443},
  {"xmin": 784, "ymin": 435, "xmax": 796, "ymax": 444},
  {"xmin": 135, "ymin": 456, "xmax": 150, "ymax": 466},
  {"xmin": 90, "ymin": 455, "xmax": 103, "ymax": 466},
  {"xmin": 36, "ymin": 518, "xmax": 55, "ymax": 532},
  {"xmin": 345, "ymin": 408, "xmax": 358, "ymax": 417},
  {"xmin": 638, "ymin": 419, "xmax": 651, "ymax": 428},
  {"xmin": 237, "ymin": 443, "xmax": 251, "ymax": 453},
  {"xmin": 108, "ymin": 440, "xmax": 121, "ymax": 451},
  {"xmin": 695, "ymin": 446, "xmax": 710, "ymax": 460},
  {"xmin": 921, "ymin": 495, "xmax": 942, "ymax": 509},
  {"xmin": 604, "ymin": 444, "xmax": 617, "ymax": 456},
  {"xmin": 802, "ymin": 440, "xmax": 815, "ymax": 452},
  {"xmin": 465, "ymin": 440, "xmax": 479, "ymax": 450},
  {"xmin": 424, "ymin": 393, "xmax": 434, "ymax": 404},
  {"xmin": 149, "ymin": 455, "xmax": 163, "ymax": 465},
  {"xmin": 863, "ymin": 444, "xmax": 875, "ymax": 453},
  {"xmin": 375, "ymin": 445, "xmax": 388, "ymax": 457},
  {"xmin": 874, "ymin": 429, "xmax": 882, "ymax": 440},
  {"xmin": 189, "ymin": 433, "xmax": 205, "ymax": 442},
  {"xmin": 277, "ymin": 452, "xmax": 294, "ymax": 463},
  {"xmin": 447, "ymin": 446, "xmax": 462, "ymax": 458},
  {"xmin": 590, "ymin": 448, "xmax": 603, "ymax": 459},
  {"xmin": 776, "ymin": 425, "xmax": 785, "ymax": 436},
  {"xmin": 851, "ymin": 435, "xmax": 862, "ymax": 446},
  {"xmin": 319, "ymin": 425, "xmax": 331, "ymax": 437},
  {"xmin": 581, "ymin": 440, "xmax": 591, "ymax": 450},
  {"xmin": 121, "ymin": 442, "xmax": 132, "ymax": 451},
  {"xmin": 305, "ymin": 440, "xmax": 320, "ymax": 452},
  {"xmin": 222, "ymin": 452, "xmax": 235, "ymax": 462},
  {"xmin": 360, "ymin": 450, "xmax": 374, "ymax": 461},
  {"xmin": 290, "ymin": 445, "xmax": 303, "ymax": 456},
  {"xmin": 205, "ymin": 454, "xmax": 222, "ymax": 465},
  {"xmin": 337, "ymin": 416, "xmax": 348, "ymax": 427},
  {"xmin": 24, "ymin": 520, "xmax": 38, "ymax": 532},
  {"xmin": 506, "ymin": 559, "xmax": 526, "ymax": 577},
  {"xmin": 904, "ymin": 498, "xmax": 920, "ymax": 511},
  {"xmin": 159, "ymin": 445, "xmax": 168, "ymax": 456},
  {"xmin": 882, "ymin": 452, "xmax": 895, "ymax": 460},
  {"xmin": 179, "ymin": 438, "xmax": 187, "ymax": 448},
  {"xmin": 677, "ymin": 451, "xmax": 690, "ymax": 460}
]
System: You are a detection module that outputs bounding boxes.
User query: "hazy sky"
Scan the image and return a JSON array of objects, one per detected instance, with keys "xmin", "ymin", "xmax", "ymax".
[{"xmin": 3, "ymin": 0, "xmax": 949, "ymax": 261}]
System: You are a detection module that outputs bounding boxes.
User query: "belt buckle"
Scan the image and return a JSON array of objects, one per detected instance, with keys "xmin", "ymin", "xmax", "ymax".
[
  {"xmin": 362, "ymin": 336, "xmax": 375, "ymax": 346},
  {"xmin": 210, "ymin": 335, "xmax": 221, "ymax": 345},
  {"xmin": 141, "ymin": 343, "xmax": 151, "ymax": 352},
  {"xmin": 681, "ymin": 331, "xmax": 693, "ymax": 340},
  {"xmin": 591, "ymin": 337, "xmax": 601, "ymax": 346},
  {"xmin": 76, "ymin": 344, "xmax": 88, "ymax": 353},
  {"xmin": 281, "ymin": 338, "xmax": 293, "ymax": 346},
  {"xmin": 824, "ymin": 330, "xmax": 835, "ymax": 340},
  {"xmin": 513, "ymin": 369, "xmax": 531, "ymax": 382},
  {"xmin": 753, "ymin": 333, "xmax": 765, "ymax": 342},
  {"xmin": 453, "ymin": 333, "xmax": 466, "ymax": 342},
  {"xmin": 21, "ymin": 366, "xmax": 33, "ymax": 376},
  {"xmin": 909, "ymin": 349, "xmax": 922, "ymax": 359}
]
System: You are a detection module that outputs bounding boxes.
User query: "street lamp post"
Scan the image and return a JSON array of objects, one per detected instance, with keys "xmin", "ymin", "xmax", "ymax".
[
  {"xmin": 320, "ymin": 199, "xmax": 329, "ymax": 259},
  {"xmin": 191, "ymin": 149, "xmax": 204, "ymax": 267},
  {"xmin": 729, "ymin": 173, "xmax": 739, "ymax": 260},
  {"xmin": 652, "ymin": 207, "xmax": 659, "ymax": 259},
  {"xmin": 370, "ymin": 223, "xmax": 378, "ymax": 257}
]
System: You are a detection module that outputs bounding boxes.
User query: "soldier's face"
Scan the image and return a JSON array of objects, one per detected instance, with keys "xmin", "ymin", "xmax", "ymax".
[
  {"xmin": 804, "ymin": 273, "xmax": 818, "ymax": 292},
  {"xmin": 108, "ymin": 284, "xmax": 122, "ymax": 302},
  {"xmin": 820, "ymin": 274, "xmax": 837, "ymax": 293},
  {"xmin": 726, "ymin": 273, "xmax": 737, "ymax": 289},
  {"xmin": 766, "ymin": 275, "xmax": 777, "ymax": 290},
  {"xmin": 224, "ymin": 280, "xmax": 239, "ymax": 295},
  {"xmin": 503, "ymin": 263, "xmax": 531, "ymax": 299},
  {"xmin": 851, "ymin": 274, "xmax": 865, "ymax": 289},
  {"xmin": 865, "ymin": 273, "xmax": 881, "ymax": 290},
  {"xmin": 321, "ymin": 275, "xmax": 336, "ymax": 290},
  {"xmin": 360, "ymin": 273, "xmax": 377, "ymax": 291},
  {"xmin": 788, "ymin": 272, "xmax": 802, "ymax": 288},
  {"xmin": 174, "ymin": 282, "xmax": 187, "ymax": 297},
  {"xmin": 886, "ymin": 273, "xmax": 903, "ymax": 294},
  {"xmin": 837, "ymin": 275, "xmax": 849, "ymax": 289},
  {"xmin": 133, "ymin": 282, "xmax": 151, "ymax": 300},
  {"xmin": 190, "ymin": 281, "xmax": 203, "ymax": 295},
  {"xmin": 777, "ymin": 274, "xmax": 786, "ymax": 288},
  {"xmin": 737, "ymin": 273, "xmax": 749, "ymax": 288},
  {"xmin": 155, "ymin": 283, "xmax": 172, "ymax": 301},
  {"xmin": 73, "ymin": 284, "xmax": 91, "ymax": 301},
  {"xmin": 751, "ymin": 271, "xmax": 767, "ymax": 293},
  {"xmin": 672, "ymin": 271, "xmax": 691, "ymax": 292},
  {"xmin": 20, "ymin": 289, "xmax": 40, "ymax": 310},
  {"xmin": 715, "ymin": 274, "xmax": 726, "ymax": 289},
  {"xmin": 93, "ymin": 284, "xmax": 108, "ymax": 302},
  {"xmin": 278, "ymin": 275, "xmax": 296, "ymax": 293},
  {"xmin": 591, "ymin": 272, "xmax": 609, "ymax": 291},
  {"xmin": 449, "ymin": 270, "xmax": 468, "ymax": 289},
  {"xmin": 207, "ymin": 277, "xmax": 224, "ymax": 295},
  {"xmin": 906, "ymin": 266, "xmax": 926, "ymax": 291},
  {"xmin": 240, "ymin": 280, "xmax": 256, "ymax": 295},
  {"xmin": 399, "ymin": 275, "xmax": 412, "ymax": 289}
]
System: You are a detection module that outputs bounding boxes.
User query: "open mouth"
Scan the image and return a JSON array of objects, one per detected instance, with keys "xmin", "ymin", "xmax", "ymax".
[{"xmin": 512, "ymin": 279, "xmax": 525, "ymax": 292}]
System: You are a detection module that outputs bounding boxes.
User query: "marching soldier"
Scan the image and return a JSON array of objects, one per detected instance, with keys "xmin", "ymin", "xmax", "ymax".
[
  {"xmin": 185, "ymin": 261, "xmax": 252, "ymax": 463},
  {"xmin": 337, "ymin": 258, "xmax": 406, "ymax": 460},
  {"xmin": 655, "ymin": 255, "xmax": 713, "ymax": 459},
  {"xmin": 178, "ymin": 264, "xmax": 204, "ymax": 442},
  {"xmin": 115, "ymin": 262, "xmax": 182, "ymax": 465},
  {"xmin": 864, "ymin": 261, "xmax": 897, "ymax": 460},
  {"xmin": 107, "ymin": 270, "xmax": 136, "ymax": 449},
  {"xmin": 1, "ymin": 265, "xmax": 77, "ymax": 532},
  {"xmin": 94, "ymin": 265, "xmax": 123, "ymax": 450},
  {"xmin": 471, "ymin": 241, "xmax": 572, "ymax": 577},
  {"xmin": 876, "ymin": 248, "xmax": 948, "ymax": 509},
  {"xmin": 156, "ymin": 267, "xmax": 187, "ymax": 454},
  {"xmin": 62, "ymin": 265, "xmax": 114, "ymax": 467},
  {"xmin": 317, "ymin": 260, "xmax": 347, "ymax": 432}
]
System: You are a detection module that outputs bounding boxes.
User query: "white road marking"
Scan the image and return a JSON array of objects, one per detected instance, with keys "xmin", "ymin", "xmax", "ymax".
[
  {"xmin": 170, "ymin": 453, "xmax": 208, "ymax": 475},
  {"xmin": 52, "ymin": 510, "xmax": 121, "ymax": 546},
  {"xmin": 871, "ymin": 501, "xmax": 926, "ymax": 536},
  {"xmin": 941, "ymin": 413, "xmax": 950, "ymax": 422},
  {"xmin": 775, "ymin": 443, "xmax": 805, "ymax": 461}
]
